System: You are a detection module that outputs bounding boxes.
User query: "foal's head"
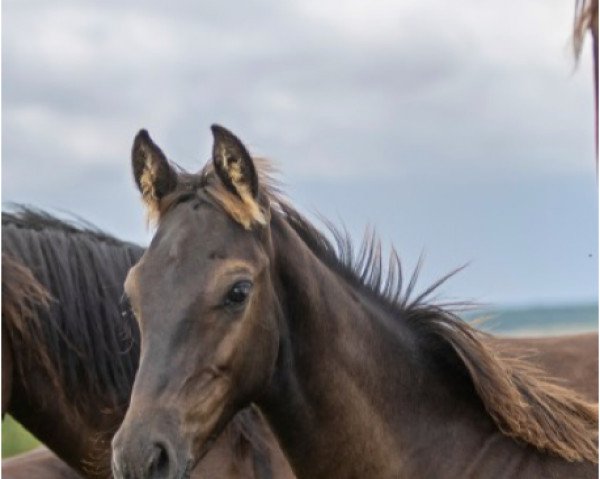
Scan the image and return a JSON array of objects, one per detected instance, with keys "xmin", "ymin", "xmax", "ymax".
[{"xmin": 112, "ymin": 126, "xmax": 280, "ymax": 479}]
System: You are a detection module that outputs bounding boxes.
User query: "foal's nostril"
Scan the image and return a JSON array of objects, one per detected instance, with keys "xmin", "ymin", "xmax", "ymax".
[{"xmin": 147, "ymin": 442, "xmax": 170, "ymax": 478}]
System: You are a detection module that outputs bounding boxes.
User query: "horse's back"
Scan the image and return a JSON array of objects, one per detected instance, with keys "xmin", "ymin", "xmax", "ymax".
[
  {"xmin": 500, "ymin": 332, "xmax": 598, "ymax": 402},
  {"xmin": 2, "ymin": 448, "xmax": 82, "ymax": 479}
]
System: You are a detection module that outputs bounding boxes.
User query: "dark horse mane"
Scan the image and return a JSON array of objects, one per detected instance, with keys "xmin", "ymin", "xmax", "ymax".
[
  {"xmin": 279, "ymin": 202, "xmax": 598, "ymax": 463},
  {"xmin": 2, "ymin": 206, "xmax": 144, "ymax": 415},
  {"xmin": 280, "ymin": 201, "xmax": 599, "ymax": 464},
  {"xmin": 163, "ymin": 161, "xmax": 598, "ymax": 464}
]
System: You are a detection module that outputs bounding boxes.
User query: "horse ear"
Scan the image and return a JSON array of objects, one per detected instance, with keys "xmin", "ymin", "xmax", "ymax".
[
  {"xmin": 211, "ymin": 124, "xmax": 259, "ymax": 201},
  {"xmin": 131, "ymin": 130, "xmax": 178, "ymax": 214}
]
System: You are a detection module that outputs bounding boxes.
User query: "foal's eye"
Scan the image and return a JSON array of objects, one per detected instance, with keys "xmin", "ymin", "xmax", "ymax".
[{"xmin": 224, "ymin": 280, "xmax": 253, "ymax": 306}]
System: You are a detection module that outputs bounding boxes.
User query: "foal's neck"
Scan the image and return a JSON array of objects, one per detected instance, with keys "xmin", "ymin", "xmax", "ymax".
[{"xmin": 258, "ymin": 218, "xmax": 502, "ymax": 478}]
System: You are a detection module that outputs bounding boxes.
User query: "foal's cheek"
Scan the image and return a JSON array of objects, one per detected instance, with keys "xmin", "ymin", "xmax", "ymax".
[{"xmin": 213, "ymin": 318, "xmax": 247, "ymax": 369}]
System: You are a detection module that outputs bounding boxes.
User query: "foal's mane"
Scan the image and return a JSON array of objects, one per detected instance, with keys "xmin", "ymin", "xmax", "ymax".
[
  {"xmin": 279, "ymin": 198, "xmax": 598, "ymax": 464},
  {"xmin": 2, "ymin": 206, "xmax": 143, "ymax": 416},
  {"xmin": 165, "ymin": 161, "xmax": 598, "ymax": 464}
]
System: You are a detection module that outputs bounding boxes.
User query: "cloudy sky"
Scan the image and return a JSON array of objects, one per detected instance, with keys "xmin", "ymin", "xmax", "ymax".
[{"xmin": 3, "ymin": 0, "xmax": 597, "ymax": 306}]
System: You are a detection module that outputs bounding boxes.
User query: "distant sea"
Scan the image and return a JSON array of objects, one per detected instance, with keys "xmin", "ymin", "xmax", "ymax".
[{"xmin": 468, "ymin": 303, "xmax": 598, "ymax": 337}]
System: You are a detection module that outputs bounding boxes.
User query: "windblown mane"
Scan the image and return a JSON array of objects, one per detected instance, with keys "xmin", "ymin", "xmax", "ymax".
[
  {"xmin": 281, "ymin": 197, "xmax": 598, "ymax": 464},
  {"xmin": 2, "ymin": 206, "xmax": 143, "ymax": 416},
  {"xmin": 279, "ymin": 198, "xmax": 598, "ymax": 464},
  {"xmin": 163, "ymin": 160, "xmax": 598, "ymax": 464},
  {"xmin": 281, "ymin": 204, "xmax": 598, "ymax": 463},
  {"xmin": 414, "ymin": 311, "xmax": 598, "ymax": 463}
]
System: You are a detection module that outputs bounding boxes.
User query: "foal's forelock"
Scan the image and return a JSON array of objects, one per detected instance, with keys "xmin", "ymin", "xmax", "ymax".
[{"xmin": 152, "ymin": 158, "xmax": 278, "ymax": 230}]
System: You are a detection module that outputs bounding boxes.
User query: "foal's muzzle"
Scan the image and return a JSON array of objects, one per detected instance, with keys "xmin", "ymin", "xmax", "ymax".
[{"xmin": 112, "ymin": 412, "xmax": 190, "ymax": 479}]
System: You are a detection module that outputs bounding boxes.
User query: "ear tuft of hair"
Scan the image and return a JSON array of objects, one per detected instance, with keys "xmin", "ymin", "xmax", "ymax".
[
  {"xmin": 210, "ymin": 124, "xmax": 266, "ymax": 228},
  {"xmin": 211, "ymin": 125, "xmax": 259, "ymax": 199},
  {"xmin": 131, "ymin": 129, "xmax": 178, "ymax": 222}
]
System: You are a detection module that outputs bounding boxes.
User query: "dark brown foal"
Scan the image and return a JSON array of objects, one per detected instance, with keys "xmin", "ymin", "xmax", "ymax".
[{"xmin": 112, "ymin": 126, "xmax": 597, "ymax": 479}]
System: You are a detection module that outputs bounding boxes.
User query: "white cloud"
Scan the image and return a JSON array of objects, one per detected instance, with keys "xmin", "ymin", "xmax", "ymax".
[{"xmin": 2, "ymin": 0, "xmax": 596, "ymax": 303}]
